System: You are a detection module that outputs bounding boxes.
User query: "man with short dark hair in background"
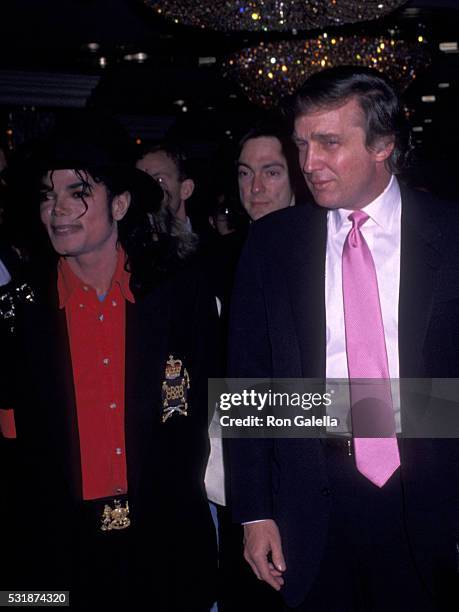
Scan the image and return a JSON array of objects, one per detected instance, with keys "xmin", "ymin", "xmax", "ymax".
[
  {"xmin": 229, "ymin": 66, "xmax": 459, "ymax": 611},
  {"xmin": 237, "ymin": 121, "xmax": 308, "ymax": 222}
]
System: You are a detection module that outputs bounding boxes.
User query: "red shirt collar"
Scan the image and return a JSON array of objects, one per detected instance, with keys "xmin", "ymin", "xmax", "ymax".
[{"xmin": 57, "ymin": 248, "xmax": 134, "ymax": 308}]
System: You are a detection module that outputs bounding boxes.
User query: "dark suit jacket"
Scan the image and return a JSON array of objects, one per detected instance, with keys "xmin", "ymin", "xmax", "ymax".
[
  {"xmin": 228, "ymin": 186, "xmax": 459, "ymax": 607},
  {"xmin": 2, "ymin": 261, "xmax": 218, "ymax": 609}
]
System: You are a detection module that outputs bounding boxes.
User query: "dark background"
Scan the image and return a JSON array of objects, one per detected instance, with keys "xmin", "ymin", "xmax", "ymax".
[{"xmin": 1, "ymin": 0, "xmax": 459, "ymax": 197}]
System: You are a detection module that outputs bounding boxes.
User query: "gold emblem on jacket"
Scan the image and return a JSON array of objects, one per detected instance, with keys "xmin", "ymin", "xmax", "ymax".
[
  {"xmin": 161, "ymin": 355, "xmax": 190, "ymax": 422},
  {"xmin": 100, "ymin": 499, "xmax": 130, "ymax": 531}
]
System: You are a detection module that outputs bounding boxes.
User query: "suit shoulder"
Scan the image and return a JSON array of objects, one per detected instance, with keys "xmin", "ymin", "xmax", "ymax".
[
  {"xmin": 402, "ymin": 185, "xmax": 459, "ymax": 222},
  {"xmin": 250, "ymin": 202, "xmax": 322, "ymax": 241}
]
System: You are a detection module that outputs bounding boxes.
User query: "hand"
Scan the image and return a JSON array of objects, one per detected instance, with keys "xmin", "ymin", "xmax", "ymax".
[{"xmin": 243, "ymin": 519, "xmax": 286, "ymax": 591}]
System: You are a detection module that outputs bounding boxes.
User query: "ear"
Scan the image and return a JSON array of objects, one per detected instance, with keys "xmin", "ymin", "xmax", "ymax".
[
  {"xmin": 112, "ymin": 191, "xmax": 131, "ymax": 221},
  {"xmin": 371, "ymin": 137, "xmax": 395, "ymax": 163},
  {"xmin": 180, "ymin": 178, "xmax": 195, "ymax": 201}
]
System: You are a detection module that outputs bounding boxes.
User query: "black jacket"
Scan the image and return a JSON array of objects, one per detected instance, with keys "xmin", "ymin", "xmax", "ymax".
[
  {"xmin": 2, "ymin": 261, "xmax": 218, "ymax": 609},
  {"xmin": 228, "ymin": 185, "xmax": 459, "ymax": 606}
]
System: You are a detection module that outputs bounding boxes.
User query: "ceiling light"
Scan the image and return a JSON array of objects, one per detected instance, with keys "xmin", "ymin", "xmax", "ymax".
[
  {"xmin": 198, "ymin": 57, "xmax": 216, "ymax": 66},
  {"xmin": 439, "ymin": 42, "xmax": 458, "ymax": 53},
  {"xmin": 412, "ymin": 126, "xmax": 423, "ymax": 132},
  {"xmin": 87, "ymin": 42, "xmax": 100, "ymax": 52},
  {"xmin": 421, "ymin": 95, "xmax": 436, "ymax": 103},
  {"xmin": 223, "ymin": 33, "xmax": 430, "ymax": 108},
  {"xmin": 424, "ymin": 118, "xmax": 432, "ymax": 124},
  {"xmin": 173, "ymin": 99, "xmax": 185, "ymax": 106},
  {"xmin": 99, "ymin": 57, "xmax": 107, "ymax": 68},
  {"xmin": 145, "ymin": 0, "xmax": 407, "ymax": 32},
  {"xmin": 124, "ymin": 52, "xmax": 148, "ymax": 62},
  {"xmin": 438, "ymin": 82, "xmax": 450, "ymax": 89}
]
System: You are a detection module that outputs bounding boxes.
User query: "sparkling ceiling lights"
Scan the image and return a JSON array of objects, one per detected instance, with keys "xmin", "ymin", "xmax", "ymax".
[
  {"xmin": 222, "ymin": 34, "xmax": 430, "ymax": 107},
  {"xmin": 145, "ymin": 0, "xmax": 408, "ymax": 32}
]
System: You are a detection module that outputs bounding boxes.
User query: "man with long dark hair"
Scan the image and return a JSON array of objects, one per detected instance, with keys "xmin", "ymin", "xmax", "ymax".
[{"xmin": 1, "ymin": 113, "xmax": 217, "ymax": 610}]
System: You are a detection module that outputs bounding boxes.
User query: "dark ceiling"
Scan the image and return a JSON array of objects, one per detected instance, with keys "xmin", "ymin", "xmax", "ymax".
[{"xmin": 2, "ymin": 0, "xmax": 459, "ymax": 190}]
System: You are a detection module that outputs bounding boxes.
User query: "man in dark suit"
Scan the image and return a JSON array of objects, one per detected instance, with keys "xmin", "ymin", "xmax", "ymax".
[
  {"xmin": 228, "ymin": 67, "xmax": 459, "ymax": 611},
  {"xmin": 0, "ymin": 114, "xmax": 217, "ymax": 610}
]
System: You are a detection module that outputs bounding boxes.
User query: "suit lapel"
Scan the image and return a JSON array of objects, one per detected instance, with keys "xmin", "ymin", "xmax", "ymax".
[
  {"xmin": 287, "ymin": 206, "xmax": 328, "ymax": 378},
  {"xmin": 125, "ymin": 291, "xmax": 168, "ymax": 503},
  {"xmin": 124, "ymin": 300, "xmax": 142, "ymax": 500},
  {"xmin": 22, "ymin": 279, "xmax": 82, "ymax": 500},
  {"xmin": 398, "ymin": 187, "xmax": 443, "ymax": 377}
]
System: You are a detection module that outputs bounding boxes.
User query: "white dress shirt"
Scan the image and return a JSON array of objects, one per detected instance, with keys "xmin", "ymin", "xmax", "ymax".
[{"xmin": 325, "ymin": 175, "xmax": 402, "ymax": 433}]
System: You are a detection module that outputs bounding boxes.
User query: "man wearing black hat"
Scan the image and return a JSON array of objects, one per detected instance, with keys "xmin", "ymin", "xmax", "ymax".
[{"xmin": 1, "ymin": 113, "xmax": 217, "ymax": 610}]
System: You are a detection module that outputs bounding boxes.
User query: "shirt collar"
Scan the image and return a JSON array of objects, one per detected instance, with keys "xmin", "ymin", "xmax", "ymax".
[
  {"xmin": 57, "ymin": 248, "xmax": 134, "ymax": 309},
  {"xmin": 329, "ymin": 175, "xmax": 401, "ymax": 235}
]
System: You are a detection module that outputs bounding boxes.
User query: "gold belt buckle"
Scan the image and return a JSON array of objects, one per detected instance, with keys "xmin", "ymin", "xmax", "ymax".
[{"xmin": 100, "ymin": 499, "xmax": 130, "ymax": 531}]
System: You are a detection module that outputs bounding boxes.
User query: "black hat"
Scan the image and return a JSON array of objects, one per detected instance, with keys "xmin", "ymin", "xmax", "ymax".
[{"xmin": 39, "ymin": 111, "xmax": 163, "ymax": 212}]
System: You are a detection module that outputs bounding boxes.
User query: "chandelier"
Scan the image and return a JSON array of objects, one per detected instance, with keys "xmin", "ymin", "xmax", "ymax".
[
  {"xmin": 222, "ymin": 34, "xmax": 430, "ymax": 107},
  {"xmin": 145, "ymin": 1, "xmax": 409, "ymax": 32}
]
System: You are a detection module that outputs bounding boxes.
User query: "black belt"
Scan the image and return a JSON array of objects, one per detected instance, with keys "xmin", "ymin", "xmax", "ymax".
[{"xmin": 322, "ymin": 436, "xmax": 353, "ymax": 456}]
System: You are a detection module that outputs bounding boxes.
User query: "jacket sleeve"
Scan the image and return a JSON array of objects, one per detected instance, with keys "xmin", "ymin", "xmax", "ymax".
[{"xmin": 227, "ymin": 228, "xmax": 275, "ymax": 523}]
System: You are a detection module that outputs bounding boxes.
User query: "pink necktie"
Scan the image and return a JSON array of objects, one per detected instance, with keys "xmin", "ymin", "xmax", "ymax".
[{"xmin": 342, "ymin": 210, "xmax": 400, "ymax": 487}]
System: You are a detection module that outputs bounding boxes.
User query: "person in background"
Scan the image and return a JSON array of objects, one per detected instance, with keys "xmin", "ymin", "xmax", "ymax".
[
  {"xmin": 135, "ymin": 141, "xmax": 199, "ymax": 260},
  {"xmin": 236, "ymin": 120, "xmax": 309, "ymax": 222},
  {"xmin": 136, "ymin": 142, "xmax": 195, "ymax": 224}
]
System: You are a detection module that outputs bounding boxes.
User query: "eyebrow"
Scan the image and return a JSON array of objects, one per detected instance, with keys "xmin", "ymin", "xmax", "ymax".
[
  {"xmin": 41, "ymin": 180, "xmax": 90, "ymax": 190},
  {"xmin": 237, "ymin": 161, "xmax": 286, "ymax": 170},
  {"xmin": 294, "ymin": 132, "xmax": 341, "ymax": 143},
  {"xmin": 150, "ymin": 171, "xmax": 171, "ymax": 177},
  {"xmin": 68, "ymin": 181, "xmax": 90, "ymax": 189}
]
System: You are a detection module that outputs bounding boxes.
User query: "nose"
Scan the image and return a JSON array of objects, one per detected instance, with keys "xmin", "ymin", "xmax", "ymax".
[
  {"xmin": 52, "ymin": 196, "xmax": 68, "ymax": 216},
  {"xmin": 300, "ymin": 143, "xmax": 322, "ymax": 175},
  {"xmin": 251, "ymin": 172, "xmax": 265, "ymax": 194},
  {"xmin": 49, "ymin": 194, "xmax": 75, "ymax": 217}
]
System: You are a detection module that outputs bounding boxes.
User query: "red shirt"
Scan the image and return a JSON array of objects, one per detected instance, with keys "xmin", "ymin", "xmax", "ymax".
[
  {"xmin": 0, "ymin": 409, "xmax": 16, "ymax": 439},
  {"xmin": 58, "ymin": 251, "xmax": 134, "ymax": 500}
]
